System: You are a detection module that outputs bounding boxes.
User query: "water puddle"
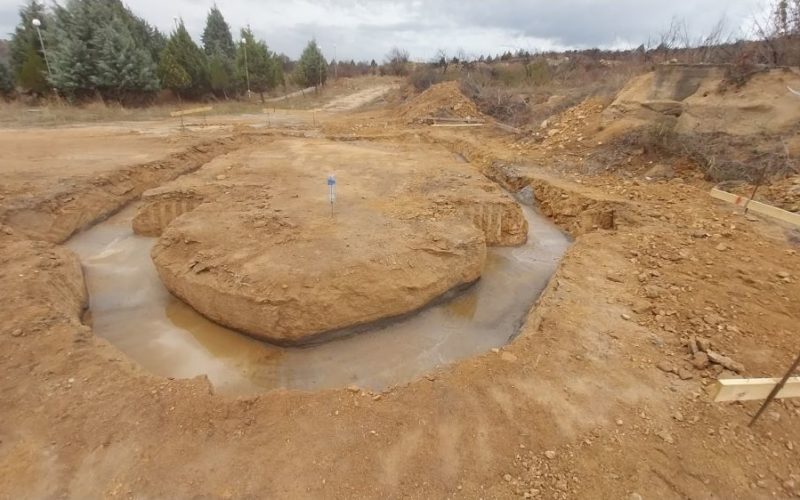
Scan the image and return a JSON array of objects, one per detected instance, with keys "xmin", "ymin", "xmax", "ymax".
[{"xmin": 67, "ymin": 204, "xmax": 570, "ymax": 395}]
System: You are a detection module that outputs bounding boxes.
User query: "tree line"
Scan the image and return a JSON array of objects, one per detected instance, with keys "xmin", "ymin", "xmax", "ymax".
[{"xmin": 0, "ymin": 0, "xmax": 336, "ymax": 103}]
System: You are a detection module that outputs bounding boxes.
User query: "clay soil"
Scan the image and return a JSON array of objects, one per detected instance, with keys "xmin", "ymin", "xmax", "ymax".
[{"xmin": 1, "ymin": 80, "xmax": 799, "ymax": 500}]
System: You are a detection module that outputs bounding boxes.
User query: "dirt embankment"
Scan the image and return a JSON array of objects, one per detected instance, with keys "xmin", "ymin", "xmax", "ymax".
[
  {"xmin": 0, "ymin": 136, "xmax": 249, "ymax": 243},
  {"xmin": 604, "ymin": 64, "xmax": 800, "ymax": 136}
]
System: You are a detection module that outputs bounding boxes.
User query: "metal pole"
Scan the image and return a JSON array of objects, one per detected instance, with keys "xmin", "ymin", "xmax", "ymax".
[
  {"xmin": 242, "ymin": 40, "xmax": 251, "ymax": 100},
  {"xmin": 31, "ymin": 20, "xmax": 51, "ymax": 78}
]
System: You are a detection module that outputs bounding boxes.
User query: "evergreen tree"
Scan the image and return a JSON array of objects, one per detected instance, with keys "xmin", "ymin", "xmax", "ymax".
[
  {"xmin": 48, "ymin": 0, "xmax": 163, "ymax": 100},
  {"xmin": 159, "ymin": 21, "xmax": 208, "ymax": 98},
  {"xmin": 91, "ymin": 16, "xmax": 159, "ymax": 101},
  {"xmin": 9, "ymin": 0, "xmax": 49, "ymax": 92},
  {"xmin": 158, "ymin": 48, "xmax": 191, "ymax": 95},
  {"xmin": 295, "ymin": 40, "xmax": 327, "ymax": 88},
  {"xmin": 202, "ymin": 6, "xmax": 236, "ymax": 98},
  {"xmin": 202, "ymin": 5, "xmax": 236, "ymax": 58},
  {"xmin": 208, "ymin": 48, "xmax": 233, "ymax": 97},
  {"xmin": 16, "ymin": 44, "xmax": 48, "ymax": 94},
  {"xmin": 0, "ymin": 63, "xmax": 15, "ymax": 97},
  {"xmin": 235, "ymin": 28, "xmax": 280, "ymax": 101},
  {"xmin": 48, "ymin": 1, "xmax": 96, "ymax": 97}
]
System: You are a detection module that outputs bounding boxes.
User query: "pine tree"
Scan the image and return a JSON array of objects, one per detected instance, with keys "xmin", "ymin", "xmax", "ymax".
[
  {"xmin": 9, "ymin": 0, "xmax": 49, "ymax": 92},
  {"xmin": 91, "ymin": 16, "xmax": 159, "ymax": 101},
  {"xmin": 202, "ymin": 5, "xmax": 236, "ymax": 58},
  {"xmin": 10, "ymin": 1, "xmax": 47, "ymax": 75},
  {"xmin": 235, "ymin": 28, "xmax": 280, "ymax": 102},
  {"xmin": 17, "ymin": 44, "xmax": 48, "ymax": 94},
  {"xmin": 48, "ymin": 1, "xmax": 96, "ymax": 97},
  {"xmin": 295, "ymin": 40, "xmax": 327, "ymax": 88},
  {"xmin": 208, "ymin": 49, "xmax": 233, "ymax": 98},
  {"xmin": 202, "ymin": 6, "xmax": 235, "ymax": 98},
  {"xmin": 47, "ymin": 0, "xmax": 163, "ymax": 100},
  {"xmin": 0, "ymin": 63, "xmax": 15, "ymax": 97},
  {"xmin": 159, "ymin": 21, "xmax": 208, "ymax": 98},
  {"xmin": 158, "ymin": 48, "xmax": 191, "ymax": 95}
]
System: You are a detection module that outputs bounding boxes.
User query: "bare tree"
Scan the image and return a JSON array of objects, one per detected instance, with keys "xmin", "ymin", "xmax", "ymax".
[
  {"xmin": 434, "ymin": 49, "xmax": 449, "ymax": 74},
  {"xmin": 384, "ymin": 47, "xmax": 410, "ymax": 76}
]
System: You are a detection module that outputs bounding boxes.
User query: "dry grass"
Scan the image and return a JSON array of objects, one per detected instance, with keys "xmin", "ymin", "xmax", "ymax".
[{"xmin": 0, "ymin": 76, "xmax": 398, "ymax": 128}]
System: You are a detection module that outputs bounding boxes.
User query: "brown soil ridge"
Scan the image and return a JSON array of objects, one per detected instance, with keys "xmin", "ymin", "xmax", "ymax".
[{"xmin": 0, "ymin": 136, "xmax": 248, "ymax": 243}]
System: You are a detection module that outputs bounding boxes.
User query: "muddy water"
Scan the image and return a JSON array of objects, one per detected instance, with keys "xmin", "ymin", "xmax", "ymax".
[{"xmin": 67, "ymin": 204, "xmax": 570, "ymax": 395}]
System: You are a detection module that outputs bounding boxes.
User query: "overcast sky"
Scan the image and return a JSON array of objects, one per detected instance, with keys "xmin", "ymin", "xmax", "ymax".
[{"xmin": 0, "ymin": 0, "xmax": 769, "ymax": 61}]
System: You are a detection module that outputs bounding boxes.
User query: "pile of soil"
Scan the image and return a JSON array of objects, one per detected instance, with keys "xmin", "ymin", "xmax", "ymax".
[
  {"xmin": 142, "ymin": 139, "xmax": 527, "ymax": 345},
  {"xmin": 400, "ymin": 81, "xmax": 482, "ymax": 123},
  {"xmin": 537, "ymin": 98, "xmax": 606, "ymax": 150}
]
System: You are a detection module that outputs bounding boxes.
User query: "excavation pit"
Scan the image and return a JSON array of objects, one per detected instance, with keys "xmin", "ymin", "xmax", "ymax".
[
  {"xmin": 66, "ymin": 138, "xmax": 570, "ymax": 393},
  {"xmin": 68, "ymin": 203, "xmax": 569, "ymax": 394}
]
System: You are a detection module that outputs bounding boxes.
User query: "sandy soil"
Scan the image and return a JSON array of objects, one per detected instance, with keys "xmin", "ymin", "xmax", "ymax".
[{"xmin": 1, "ymin": 79, "xmax": 799, "ymax": 499}]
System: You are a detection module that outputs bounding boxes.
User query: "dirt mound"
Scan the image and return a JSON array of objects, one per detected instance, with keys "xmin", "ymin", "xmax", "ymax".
[
  {"xmin": 144, "ymin": 138, "xmax": 526, "ymax": 345},
  {"xmin": 537, "ymin": 98, "xmax": 606, "ymax": 151},
  {"xmin": 400, "ymin": 81, "xmax": 483, "ymax": 123},
  {"xmin": 603, "ymin": 64, "xmax": 800, "ymax": 136},
  {"xmin": 153, "ymin": 202, "xmax": 486, "ymax": 345}
]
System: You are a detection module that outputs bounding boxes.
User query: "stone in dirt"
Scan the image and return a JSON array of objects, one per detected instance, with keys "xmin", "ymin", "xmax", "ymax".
[
  {"xmin": 644, "ymin": 163, "xmax": 675, "ymax": 180},
  {"xmin": 691, "ymin": 352, "xmax": 710, "ymax": 370},
  {"xmin": 706, "ymin": 350, "xmax": 745, "ymax": 374},
  {"xmin": 656, "ymin": 361, "xmax": 676, "ymax": 373}
]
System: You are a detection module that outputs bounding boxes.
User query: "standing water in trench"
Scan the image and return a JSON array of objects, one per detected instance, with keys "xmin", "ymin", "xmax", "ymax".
[{"xmin": 67, "ymin": 203, "xmax": 570, "ymax": 395}]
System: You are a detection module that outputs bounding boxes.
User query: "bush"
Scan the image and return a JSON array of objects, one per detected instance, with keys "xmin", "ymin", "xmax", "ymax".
[{"xmin": 408, "ymin": 67, "xmax": 444, "ymax": 91}]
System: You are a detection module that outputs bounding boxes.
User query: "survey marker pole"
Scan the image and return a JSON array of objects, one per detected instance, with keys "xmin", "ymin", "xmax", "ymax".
[{"xmin": 328, "ymin": 174, "xmax": 336, "ymax": 216}]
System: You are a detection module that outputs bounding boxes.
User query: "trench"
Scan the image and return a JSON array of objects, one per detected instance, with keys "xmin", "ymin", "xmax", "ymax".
[{"xmin": 67, "ymin": 201, "xmax": 570, "ymax": 395}]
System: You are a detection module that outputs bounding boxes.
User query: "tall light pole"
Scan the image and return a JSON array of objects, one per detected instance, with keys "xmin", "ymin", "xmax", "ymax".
[
  {"xmin": 31, "ymin": 18, "xmax": 52, "ymax": 79},
  {"xmin": 241, "ymin": 38, "xmax": 251, "ymax": 99}
]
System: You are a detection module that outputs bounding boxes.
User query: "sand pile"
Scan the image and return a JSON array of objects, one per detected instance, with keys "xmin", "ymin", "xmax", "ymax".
[{"xmin": 400, "ymin": 81, "xmax": 482, "ymax": 123}]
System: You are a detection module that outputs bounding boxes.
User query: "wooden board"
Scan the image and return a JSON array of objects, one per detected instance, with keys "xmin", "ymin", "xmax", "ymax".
[
  {"xmin": 431, "ymin": 123, "xmax": 485, "ymax": 128},
  {"xmin": 712, "ymin": 377, "xmax": 800, "ymax": 402},
  {"xmin": 710, "ymin": 188, "xmax": 800, "ymax": 227},
  {"xmin": 170, "ymin": 106, "xmax": 213, "ymax": 117},
  {"xmin": 494, "ymin": 122, "xmax": 522, "ymax": 134}
]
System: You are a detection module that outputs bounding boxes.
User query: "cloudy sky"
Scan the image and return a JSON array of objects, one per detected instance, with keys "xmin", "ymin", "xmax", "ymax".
[{"xmin": 0, "ymin": 0, "xmax": 769, "ymax": 61}]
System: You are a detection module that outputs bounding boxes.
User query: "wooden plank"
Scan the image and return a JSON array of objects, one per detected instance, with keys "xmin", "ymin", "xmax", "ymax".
[
  {"xmin": 170, "ymin": 106, "xmax": 213, "ymax": 117},
  {"xmin": 494, "ymin": 122, "xmax": 522, "ymax": 134},
  {"xmin": 712, "ymin": 377, "xmax": 800, "ymax": 402},
  {"xmin": 431, "ymin": 123, "xmax": 485, "ymax": 128},
  {"xmin": 421, "ymin": 116, "xmax": 483, "ymax": 123},
  {"xmin": 710, "ymin": 188, "xmax": 800, "ymax": 227}
]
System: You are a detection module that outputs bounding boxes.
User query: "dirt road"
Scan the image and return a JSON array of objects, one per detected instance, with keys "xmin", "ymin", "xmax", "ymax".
[{"xmin": 1, "ymin": 81, "xmax": 799, "ymax": 499}]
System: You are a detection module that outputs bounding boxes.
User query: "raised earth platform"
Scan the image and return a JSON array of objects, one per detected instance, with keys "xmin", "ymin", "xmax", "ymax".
[{"xmin": 143, "ymin": 138, "xmax": 527, "ymax": 344}]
